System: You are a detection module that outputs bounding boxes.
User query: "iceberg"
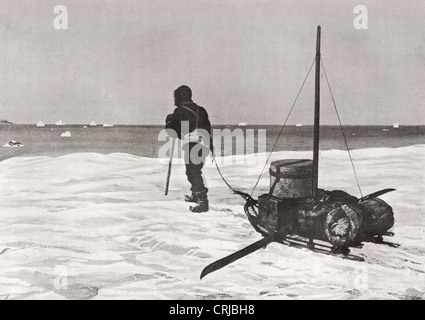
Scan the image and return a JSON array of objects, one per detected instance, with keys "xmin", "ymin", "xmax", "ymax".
[
  {"xmin": 238, "ymin": 122, "xmax": 247, "ymax": 127},
  {"xmin": 55, "ymin": 120, "xmax": 65, "ymax": 126},
  {"xmin": 90, "ymin": 121, "xmax": 97, "ymax": 126},
  {"xmin": 296, "ymin": 123, "xmax": 303, "ymax": 127},
  {"xmin": 393, "ymin": 122, "xmax": 400, "ymax": 129},
  {"xmin": 61, "ymin": 131, "xmax": 71, "ymax": 138},
  {"xmin": 103, "ymin": 123, "xmax": 113, "ymax": 128},
  {"xmin": 3, "ymin": 140, "xmax": 24, "ymax": 147},
  {"xmin": 36, "ymin": 121, "xmax": 45, "ymax": 127}
]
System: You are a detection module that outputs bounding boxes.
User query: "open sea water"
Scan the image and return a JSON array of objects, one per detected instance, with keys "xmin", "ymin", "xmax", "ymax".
[{"xmin": 1, "ymin": 124, "xmax": 424, "ymax": 161}]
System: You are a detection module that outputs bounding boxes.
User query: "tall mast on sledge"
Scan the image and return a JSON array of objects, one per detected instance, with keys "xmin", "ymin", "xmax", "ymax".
[{"xmin": 312, "ymin": 25, "xmax": 321, "ymax": 198}]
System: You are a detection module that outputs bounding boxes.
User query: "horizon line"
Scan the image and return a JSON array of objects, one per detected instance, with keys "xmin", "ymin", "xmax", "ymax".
[{"xmin": 1, "ymin": 123, "xmax": 424, "ymax": 127}]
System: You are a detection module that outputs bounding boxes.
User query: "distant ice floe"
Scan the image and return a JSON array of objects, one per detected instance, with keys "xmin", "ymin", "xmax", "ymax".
[
  {"xmin": 55, "ymin": 120, "xmax": 65, "ymax": 126},
  {"xmin": 103, "ymin": 123, "xmax": 113, "ymax": 128},
  {"xmin": 36, "ymin": 121, "xmax": 45, "ymax": 127},
  {"xmin": 83, "ymin": 126, "xmax": 88, "ymax": 128},
  {"xmin": 61, "ymin": 131, "xmax": 71, "ymax": 138},
  {"xmin": 90, "ymin": 121, "xmax": 97, "ymax": 126},
  {"xmin": 3, "ymin": 140, "xmax": 24, "ymax": 147}
]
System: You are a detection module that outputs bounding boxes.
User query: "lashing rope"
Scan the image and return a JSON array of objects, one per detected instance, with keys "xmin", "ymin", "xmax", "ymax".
[
  {"xmin": 212, "ymin": 56, "xmax": 363, "ymax": 202},
  {"xmin": 249, "ymin": 57, "xmax": 317, "ymax": 197},
  {"xmin": 321, "ymin": 57, "xmax": 363, "ymax": 198}
]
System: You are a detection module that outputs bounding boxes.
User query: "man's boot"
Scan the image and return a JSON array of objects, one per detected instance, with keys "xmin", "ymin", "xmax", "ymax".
[
  {"xmin": 190, "ymin": 189, "xmax": 209, "ymax": 213},
  {"xmin": 184, "ymin": 193, "xmax": 198, "ymax": 203}
]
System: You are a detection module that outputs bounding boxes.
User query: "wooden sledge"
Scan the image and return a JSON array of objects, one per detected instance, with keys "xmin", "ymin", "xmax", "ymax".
[{"xmin": 200, "ymin": 26, "xmax": 399, "ymax": 279}]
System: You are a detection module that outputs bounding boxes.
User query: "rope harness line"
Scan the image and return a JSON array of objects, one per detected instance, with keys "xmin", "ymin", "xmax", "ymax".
[
  {"xmin": 210, "ymin": 151, "xmax": 254, "ymax": 202},
  {"xmin": 180, "ymin": 104, "xmax": 254, "ymax": 202},
  {"xmin": 209, "ymin": 57, "xmax": 316, "ymax": 203},
  {"xmin": 321, "ymin": 57, "xmax": 363, "ymax": 198}
]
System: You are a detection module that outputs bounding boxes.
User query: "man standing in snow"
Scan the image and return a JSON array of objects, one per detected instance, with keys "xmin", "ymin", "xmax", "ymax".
[{"xmin": 165, "ymin": 85, "xmax": 212, "ymax": 213}]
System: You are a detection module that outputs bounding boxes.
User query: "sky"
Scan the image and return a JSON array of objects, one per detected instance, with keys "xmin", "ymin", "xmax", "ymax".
[{"xmin": 0, "ymin": 0, "xmax": 424, "ymax": 125}]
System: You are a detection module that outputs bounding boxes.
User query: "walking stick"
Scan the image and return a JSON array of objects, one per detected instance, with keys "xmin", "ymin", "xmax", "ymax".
[{"xmin": 164, "ymin": 137, "xmax": 176, "ymax": 196}]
